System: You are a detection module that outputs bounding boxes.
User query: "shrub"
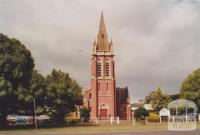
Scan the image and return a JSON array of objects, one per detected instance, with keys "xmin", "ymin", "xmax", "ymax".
[
  {"xmin": 134, "ymin": 107, "xmax": 149, "ymax": 120},
  {"xmin": 80, "ymin": 107, "xmax": 90, "ymax": 122},
  {"xmin": 147, "ymin": 113, "xmax": 160, "ymax": 122},
  {"xmin": 65, "ymin": 113, "xmax": 80, "ymax": 124}
]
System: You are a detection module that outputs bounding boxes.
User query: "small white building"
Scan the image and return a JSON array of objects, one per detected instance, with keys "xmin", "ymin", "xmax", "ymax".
[
  {"xmin": 144, "ymin": 104, "xmax": 153, "ymax": 111},
  {"xmin": 159, "ymin": 108, "xmax": 170, "ymax": 123}
]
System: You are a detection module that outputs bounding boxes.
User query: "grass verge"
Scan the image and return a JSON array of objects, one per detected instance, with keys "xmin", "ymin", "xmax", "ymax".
[{"xmin": 0, "ymin": 122, "xmax": 199, "ymax": 134}]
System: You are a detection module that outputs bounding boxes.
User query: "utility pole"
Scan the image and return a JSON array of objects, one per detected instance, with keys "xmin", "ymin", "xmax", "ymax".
[{"xmin": 34, "ymin": 98, "xmax": 38, "ymax": 135}]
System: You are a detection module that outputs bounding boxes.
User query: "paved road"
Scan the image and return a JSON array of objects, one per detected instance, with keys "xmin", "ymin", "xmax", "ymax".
[
  {"xmin": 70, "ymin": 130, "xmax": 199, "ymax": 135},
  {"xmin": 0, "ymin": 130, "xmax": 200, "ymax": 135},
  {"xmin": 59, "ymin": 130, "xmax": 199, "ymax": 135},
  {"xmin": 91, "ymin": 130, "xmax": 200, "ymax": 135}
]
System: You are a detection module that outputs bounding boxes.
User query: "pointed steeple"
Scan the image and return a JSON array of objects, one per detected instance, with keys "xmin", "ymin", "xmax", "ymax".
[
  {"xmin": 99, "ymin": 12, "xmax": 107, "ymax": 34},
  {"xmin": 97, "ymin": 12, "xmax": 109, "ymax": 51}
]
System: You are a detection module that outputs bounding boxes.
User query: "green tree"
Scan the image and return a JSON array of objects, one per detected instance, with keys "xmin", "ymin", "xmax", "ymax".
[
  {"xmin": 145, "ymin": 87, "xmax": 170, "ymax": 113},
  {"xmin": 134, "ymin": 107, "xmax": 149, "ymax": 120},
  {"xmin": 169, "ymin": 94, "xmax": 180, "ymax": 101},
  {"xmin": 29, "ymin": 70, "xmax": 46, "ymax": 110},
  {"xmin": 180, "ymin": 68, "xmax": 200, "ymax": 111},
  {"xmin": 45, "ymin": 69, "xmax": 83, "ymax": 124},
  {"xmin": 18, "ymin": 69, "xmax": 46, "ymax": 125},
  {"xmin": 0, "ymin": 33, "xmax": 34, "ymax": 127},
  {"xmin": 80, "ymin": 107, "xmax": 90, "ymax": 122}
]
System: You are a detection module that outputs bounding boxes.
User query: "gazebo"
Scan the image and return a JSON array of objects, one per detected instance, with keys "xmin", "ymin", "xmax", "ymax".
[{"xmin": 167, "ymin": 99, "xmax": 198, "ymax": 131}]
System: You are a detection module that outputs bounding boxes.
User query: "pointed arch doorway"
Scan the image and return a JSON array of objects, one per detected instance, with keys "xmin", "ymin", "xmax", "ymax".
[{"xmin": 99, "ymin": 104, "xmax": 109, "ymax": 119}]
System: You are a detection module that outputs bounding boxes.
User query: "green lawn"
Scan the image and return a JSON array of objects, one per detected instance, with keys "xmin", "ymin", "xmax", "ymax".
[{"xmin": 0, "ymin": 122, "xmax": 199, "ymax": 134}]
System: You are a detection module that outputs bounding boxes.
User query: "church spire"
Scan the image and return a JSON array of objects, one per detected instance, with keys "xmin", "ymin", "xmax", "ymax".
[
  {"xmin": 99, "ymin": 12, "xmax": 107, "ymax": 34},
  {"xmin": 97, "ymin": 12, "xmax": 109, "ymax": 51}
]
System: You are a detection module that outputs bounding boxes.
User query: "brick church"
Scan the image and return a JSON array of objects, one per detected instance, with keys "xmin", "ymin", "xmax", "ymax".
[{"xmin": 83, "ymin": 13, "xmax": 132, "ymax": 120}]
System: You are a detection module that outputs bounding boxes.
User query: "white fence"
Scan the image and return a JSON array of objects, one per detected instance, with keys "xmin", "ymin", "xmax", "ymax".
[{"xmin": 94, "ymin": 117, "xmax": 149, "ymax": 125}]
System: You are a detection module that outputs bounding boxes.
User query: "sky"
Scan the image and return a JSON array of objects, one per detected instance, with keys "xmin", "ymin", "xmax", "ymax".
[{"xmin": 1, "ymin": 0, "xmax": 200, "ymax": 102}]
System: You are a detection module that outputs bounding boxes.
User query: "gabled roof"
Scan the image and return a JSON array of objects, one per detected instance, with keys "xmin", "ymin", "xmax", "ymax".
[{"xmin": 116, "ymin": 87, "xmax": 129, "ymax": 104}]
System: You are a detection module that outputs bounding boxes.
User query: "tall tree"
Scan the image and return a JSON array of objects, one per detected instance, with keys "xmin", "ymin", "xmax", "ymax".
[
  {"xmin": 45, "ymin": 69, "xmax": 83, "ymax": 123},
  {"xmin": 0, "ymin": 33, "xmax": 34, "ymax": 127},
  {"xmin": 180, "ymin": 68, "xmax": 200, "ymax": 111},
  {"xmin": 19, "ymin": 69, "xmax": 46, "ymax": 115},
  {"xmin": 145, "ymin": 87, "xmax": 170, "ymax": 113}
]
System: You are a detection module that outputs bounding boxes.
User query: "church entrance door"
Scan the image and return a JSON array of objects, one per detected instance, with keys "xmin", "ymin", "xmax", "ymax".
[
  {"xmin": 99, "ymin": 104, "xmax": 108, "ymax": 119},
  {"xmin": 100, "ymin": 109, "xmax": 108, "ymax": 118}
]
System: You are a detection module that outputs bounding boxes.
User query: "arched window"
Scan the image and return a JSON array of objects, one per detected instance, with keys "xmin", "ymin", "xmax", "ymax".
[
  {"xmin": 97, "ymin": 61, "xmax": 101, "ymax": 77},
  {"xmin": 105, "ymin": 61, "xmax": 109, "ymax": 77},
  {"xmin": 89, "ymin": 93, "xmax": 92, "ymax": 99},
  {"xmin": 123, "ymin": 106, "xmax": 126, "ymax": 112},
  {"xmin": 98, "ymin": 82, "xmax": 101, "ymax": 91},
  {"xmin": 106, "ymin": 82, "xmax": 109, "ymax": 91}
]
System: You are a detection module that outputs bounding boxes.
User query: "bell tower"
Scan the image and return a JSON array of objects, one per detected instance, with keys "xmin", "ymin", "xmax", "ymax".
[{"xmin": 90, "ymin": 13, "xmax": 116, "ymax": 120}]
